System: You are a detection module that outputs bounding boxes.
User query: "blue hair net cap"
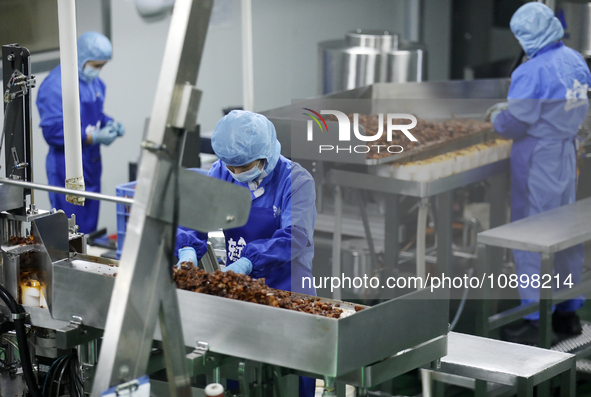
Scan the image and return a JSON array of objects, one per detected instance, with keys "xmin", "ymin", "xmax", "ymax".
[
  {"xmin": 212, "ymin": 110, "xmax": 281, "ymax": 175},
  {"xmin": 77, "ymin": 32, "xmax": 112, "ymax": 74},
  {"xmin": 510, "ymin": 2, "xmax": 563, "ymax": 58}
]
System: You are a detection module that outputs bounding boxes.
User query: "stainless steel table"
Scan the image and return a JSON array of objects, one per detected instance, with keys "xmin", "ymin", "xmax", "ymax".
[
  {"xmin": 327, "ymin": 159, "xmax": 509, "ymax": 299},
  {"xmin": 477, "ymin": 197, "xmax": 591, "ymax": 348},
  {"xmin": 426, "ymin": 332, "xmax": 576, "ymax": 397}
]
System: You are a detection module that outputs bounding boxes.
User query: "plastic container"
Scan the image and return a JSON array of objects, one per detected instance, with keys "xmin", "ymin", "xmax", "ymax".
[{"xmin": 116, "ymin": 181, "xmax": 137, "ymax": 260}]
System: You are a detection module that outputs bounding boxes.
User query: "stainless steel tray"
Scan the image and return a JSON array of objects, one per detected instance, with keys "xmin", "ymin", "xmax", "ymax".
[
  {"xmin": 48, "ymin": 260, "xmax": 449, "ymax": 377},
  {"xmin": 261, "ymin": 79, "xmax": 510, "ymax": 165}
]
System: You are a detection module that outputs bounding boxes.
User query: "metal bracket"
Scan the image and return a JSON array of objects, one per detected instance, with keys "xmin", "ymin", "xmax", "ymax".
[
  {"xmin": 56, "ymin": 316, "xmax": 103, "ymax": 349},
  {"xmin": 169, "ymin": 82, "xmax": 201, "ymax": 130},
  {"xmin": 11, "ymin": 312, "xmax": 28, "ymax": 320},
  {"xmin": 193, "ymin": 341, "xmax": 209, "ymax": 356}
]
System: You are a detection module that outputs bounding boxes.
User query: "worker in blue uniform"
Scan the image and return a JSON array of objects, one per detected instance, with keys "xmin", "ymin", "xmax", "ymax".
[
  {"xmin": 37, "ymin": 32, "xmax": 125, "ymax": 234},
  {"xmin": 175, "ymin": 110, "xmax": 316, "ymax": 397},
  {"xmin": 486, "ymin": 2, "xmax": 591, "ymax": 345}
]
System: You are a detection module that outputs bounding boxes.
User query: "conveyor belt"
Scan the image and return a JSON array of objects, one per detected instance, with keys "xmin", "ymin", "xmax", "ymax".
[
  {"xmin": 552, "ymin": 322, "xmax": 591, "ymax": 355},
  {"xmin": 552, "ymin": 321, "xmax": 591, "ymax": 374}
]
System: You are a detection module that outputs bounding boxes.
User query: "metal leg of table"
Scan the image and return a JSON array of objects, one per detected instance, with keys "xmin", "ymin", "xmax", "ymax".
[
  {"xmin": 560, "ymin": 358, "xmax": 576, "ymax": 397},
  {"xmin": 436, "ymin": 191, "xmax": 453, "ymax": 276},
  {"xmin": 474, "ymin": 379, "xmax": 487, "ymax": 397},
  {"xmin": 488, "ymin": 172, "xmax": 507, "ymax": 230},
  {"xmin": 539, "ymin": 253, "xmax": 554, "ymax": 349},
  {"xmin": 357, "ymin": 190, "xmax": 379, "ymax": 275},
  {"xmin": 332, "ymin": 185, "xmax": 343, "ymax": 301},
  {"xmin": 476, "ymin": 244, "xmax": 491, "ymax": 337},
  {"xmin": 517, "ymin": 378, "xmax": 535, "ymax": 397},
  {"xmin": 384, "ymin": 193, "xmax": 400, "ymax": 280},
  {"xmin": 487, "ymin": 172, "xmax": 507, "ymax": 292}
]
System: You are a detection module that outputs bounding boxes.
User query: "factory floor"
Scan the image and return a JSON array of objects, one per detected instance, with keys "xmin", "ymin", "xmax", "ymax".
[{"xmin": 379, "ymin": 242, "xmax": 591, "ymax": 397}]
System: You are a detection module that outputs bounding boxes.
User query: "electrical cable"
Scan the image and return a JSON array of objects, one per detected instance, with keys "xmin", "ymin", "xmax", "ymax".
[
  {"xmin": 48, "ymin": 354, "xmax": 69, "ymax": 397},
  {"xmin": 55, "ymin": 355, "xmax": 72, "ymax": 397},
  {"xmin": 42, "ymin": 355, "xmax": 67, "ymax": 397},
  {"xmin": 0, "ymin": 284, "xmax": 42, "ymax": 397},
  {"xmin": 450, "ymin": 267, "xmax": 474, "ymax": 331}
]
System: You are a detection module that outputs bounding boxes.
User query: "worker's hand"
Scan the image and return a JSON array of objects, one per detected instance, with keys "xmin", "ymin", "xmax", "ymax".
[
  {"xmin": 485, "ymin": 102, "xmax": 509, "ymax": 124},
  {"xmin": 176, "ymin": 246, "xmax": 197, "ymax": 268},
  {"xmin": 222, "ymin": 257, "xmax": 252, "ymax": 275},
  {"xmin": 108, "ymin": 120, "xmax": 126, "ymax": 137},
  {"xmin": 90, "ymin": 124, "xmax": 118, "ymax": 145}
]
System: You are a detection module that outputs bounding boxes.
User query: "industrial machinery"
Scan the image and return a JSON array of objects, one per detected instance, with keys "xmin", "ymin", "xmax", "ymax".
[
  {"xmin": 0, "ymin": 0, "xmax": 450, "ymax": 396},
  {"xmin": 262, "ymin": 79, "xmax": 512, "ymax": 300},
  {"xmin": 319, "ymin": 30, "xmax": 426, "ymax": 95}
]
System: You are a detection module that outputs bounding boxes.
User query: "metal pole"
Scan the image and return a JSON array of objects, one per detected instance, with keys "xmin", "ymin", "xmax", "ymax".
[
  {"xmin": 332, "ymin": 185, "xmax": 343, "ymax": 300},
  {"xmin": 0, "ymin": 179, "xmax": 133, "ymax": 205},
  {"xmin": 57, "ymin": 0, "xmax": 85, "ymax": 205}
]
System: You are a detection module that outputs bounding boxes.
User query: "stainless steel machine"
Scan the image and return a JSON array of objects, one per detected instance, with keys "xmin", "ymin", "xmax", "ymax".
[
  {"xmin": 0, "ymin": 1, "xmax": 451, "ymax": 396},
  {"xmin": 319, "ymin": 30, "xmax": 427, "ymax": 95},
  {"xmin": 262, "ymin": 79, "xmax": 512, "ymax": 301}
]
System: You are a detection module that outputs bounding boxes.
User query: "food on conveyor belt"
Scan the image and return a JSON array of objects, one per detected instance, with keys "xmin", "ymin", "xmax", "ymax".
[
  {"xmin": 328, "ymin": 114, "xmax": 493, "ymax": 159},
  {"xmin": 376, "ymin": 139, "xmax": 512, "ymax": 181},
  {"xmin": 9, "ymin": 235, "xmax": 36, "ymax": 246},
  {"xmin": 174, "ymin": 266, "xmax": 358, "ymax": 318}
]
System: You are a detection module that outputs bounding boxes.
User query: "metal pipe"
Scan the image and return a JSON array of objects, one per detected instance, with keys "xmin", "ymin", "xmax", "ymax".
[
  {"xmin": 57, "ymin": 0, "xmax": 85, "ymax": 206},
  {"xmin": 0, "ymin": 178, "xmax": 133, "ymax": 205},
  {"xmin": 416, "ymin": 198, "xmax": 429, "ymax": 285},
  {"xmin": 241, "ymin": 0, "xmax": 254, "ymax": 111}
]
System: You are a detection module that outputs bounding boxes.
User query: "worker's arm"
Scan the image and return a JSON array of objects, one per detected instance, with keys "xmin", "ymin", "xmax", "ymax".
[
  {"xmin": 241, "ymin": 169, "xmax": 316, "ymax": 276},
  {"xmin": 493, "ymin": 109, "xmax": 530, "ymax": 139},
  {"xmin": 175, "ymin": 227, "xmax": 208, "ymax": 260},
  {"xmin": 41, "ymin": 123, "xmax": 92, "ymax": 147},
  {"xmin": 494, "ymin": 70, "xmax": 539, "ymax": 140}
]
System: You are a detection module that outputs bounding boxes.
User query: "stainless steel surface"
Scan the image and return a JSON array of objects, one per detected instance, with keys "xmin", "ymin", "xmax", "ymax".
[
  {"xmin": 159, "ymin": 287, "xmax": 449, "ymax": 377},
  {"xmin": 51, "ymin": 259, "xmax": 115, "ymax": 329},
  {"xmin": 149, "ymin": 167, "xmax": 251, "ymax": 231},
  {"xmin": 336, "ymin": 335, "xmax": 447, "ymax": 387},
  {"xmin": 262, "ymin": 78, "xmax": 510, "ymax": 164},
  {"xmin": 438, "ymin": 332, "xmax": 574, "ymax": 386},
  {"xmin": 0, "ymin": 184, "xmax": 24, "ymax": 212},
  {"xmin": 329, "ymin": 159, "xmax": 509, "ymax": 198},
  {"xmin": 0, "ymin": 178, "xmax": 134, "ymax": 205},
  {"xmin": 199, "ymin": 242, "xmax": 220, "ymax": 273},
  {"xmin": 320, "ymin": 30, "xmax": 426, "ymax": 95},
  {"xmin": 92, "ymin": 0, "xmax": 248, "ymax": 394},
  {"xmin": 35, "ymin": 255, "xmax": 449, "ymax": 378},
  {"xmin": 477, "ymin": 197, "xmax": 591, "ymax": 254},
  {"xmin": 560, "ymin": 2, "xmax": 591, "ymax": 58}
]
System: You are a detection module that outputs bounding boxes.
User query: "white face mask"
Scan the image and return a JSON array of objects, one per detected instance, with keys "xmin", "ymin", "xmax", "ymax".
[
  {"xmin": 228, "ymin": 160, "xmax": 263, "ymax": 183},
  {"xmin": 82, "ymin": 65, "xmax": 101, "ymax": 82}
]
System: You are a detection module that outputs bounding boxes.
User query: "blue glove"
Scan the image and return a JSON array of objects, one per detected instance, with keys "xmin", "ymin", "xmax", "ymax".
[
  {"xmin": 176, "ymin": 246, "xmax": 197, "ymax": 268},
  {"xmin": 91, "ymin": 124, "xmax": 118, "ymax": 145},
  {"xmin": 108, "ymin": 120, "xmax": 126, "ymax": 137},
  {"xmin": 485, "ymin": 102, "xmax": 509, "ymax": 124},
  {"xmin": 222, "ymin": 257, "xmax": 252, "ymax": 275}
]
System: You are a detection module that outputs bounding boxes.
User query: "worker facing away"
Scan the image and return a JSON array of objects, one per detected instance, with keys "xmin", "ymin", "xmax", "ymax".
[
  {"xmin": 175, "ymin": 110, "xmax": 317, "ymax": 397},
  {"xmin": 486, "ymin": 2, "xmax": 591, "ymax": 345},
  {"xmin": 37, "ymin": 31, "xmax": 125, "ymax": 234}
]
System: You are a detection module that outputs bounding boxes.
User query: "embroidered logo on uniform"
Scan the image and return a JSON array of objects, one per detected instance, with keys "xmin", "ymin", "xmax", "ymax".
[
  {"xmin": 565, "ymin": 79, "xmax": 589, "ymax": 111},
  {"xmin": 273, "ymin": 205, "xmax": 281, "ymax": 218},
  {"xmin": 228, "ymin": 237, "xmax": 246, "ymax": 261}
]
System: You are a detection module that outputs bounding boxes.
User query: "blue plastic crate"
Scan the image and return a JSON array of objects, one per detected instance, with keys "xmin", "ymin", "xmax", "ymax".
[{"xmin": 116, "ymin": 181, "xmax": 136, "ymax": 259}]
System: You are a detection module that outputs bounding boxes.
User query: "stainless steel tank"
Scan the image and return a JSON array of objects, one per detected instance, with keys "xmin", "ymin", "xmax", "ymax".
[
  {"xmin": 560, "ymin": 2, "xmax": 591, "ymax": 58},
  {"xmin": 319, "ymin": 30, "xmax": 427, "ymax": 94}
]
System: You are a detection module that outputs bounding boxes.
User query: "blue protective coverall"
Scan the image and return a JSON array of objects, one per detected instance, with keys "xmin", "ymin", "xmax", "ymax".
[
  {"xmin": 494, "ymin": 41, "xmax": 591, "ymax": 318},
  {"xmin": 37, "ymin": 67, "xmax": 111, "ymax": 233},
  {"xmin": 177, "ymin": 155, "xmax": 317, "ymax": 397},
  {"xmin": 176, "ymin": 154, "xmax": 317, "ymax": 294}
]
